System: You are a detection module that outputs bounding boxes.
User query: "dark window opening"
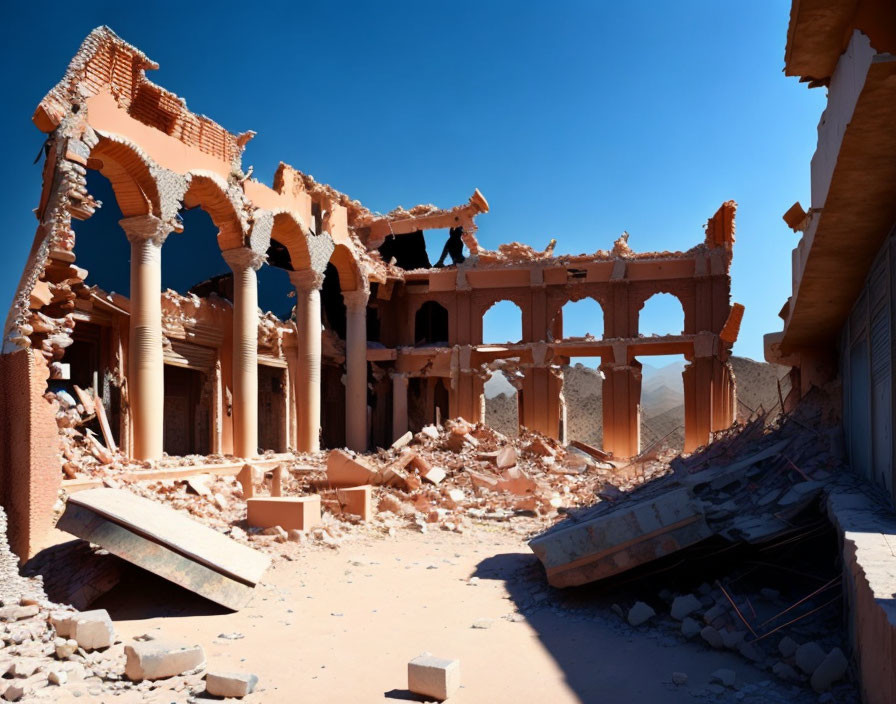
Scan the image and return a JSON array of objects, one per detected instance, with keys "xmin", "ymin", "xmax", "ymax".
[
  {"xmin": 378, "ymin": 230, "xmax": 431, "ymax": 270},
  {"xmin": 414, "ymin": 301, "xmax": 449, "ymax": 346},
  {"xmin": 163, "ymin": 365, "xmax": 210, "ymax": 456},
  {"xmin": 321, "ymin": 263, "xmax": 347, "ymax": 339}
]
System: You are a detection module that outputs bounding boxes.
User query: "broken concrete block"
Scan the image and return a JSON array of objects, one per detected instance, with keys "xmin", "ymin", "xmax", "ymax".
[
  {"xmin": 710, "ymin": 668, "xmax": 736, "ymax": 688},
  {"xmin": 335, "ymin": 485, "xmax": 373, "ymax": 521},
  {"xmin": 810, "ymin": 648, "xmax": 848, "ymax": 692},
  {"xmin": 57, "ymin": 488, "xmax": 271, "ymax": 612},
  {"xmin": 772, "ymin": 662, "xmax": 800, "ymax": 682},
  {"xmin": 0, "ymin": 605, "xmax": 39, "ymax": 622},
  {"xmin": 420, "ymin": 425, "xmax": 440, "ymax": 441},
  {"xmin": 422, "ymin": 467, "xmax": 447, "ymax": 486},
  {"xmin": 237, "ymin": 463, "xmax": 262, "ymax": 499},
  {"xmin": 51, "ymin": 610, "xmax": 114, "ymax": 651},
  {"xmin": 720, "ymin": 629, "xmax": 745, "ymax": 649},
  {"xmin": 206, "ymin": 671, "xmax": 258, "ymax": 698},
  {"xmin": 408, "ymin": 654, "xmax": 460, "ymax": 701},
  {"xmin": 627, "ymin": 601, "xmax": 655, "ymax": 626},
  {"xmin": 124, "ymin": 640, "xmax": 206, "ymax": 681},
  {"xmin": 738, "ymin": 641, "xmax": 764, "ymax": 662},
  {"xmin": 529, "ymin": 487, "xmax": 711, "ymax": 588},
  {"xmin": 526, "ymin": 437, "xmax": 556, "ymax": 457},
  {"xmin": 495, "ymin": 447, "xmax": 517, "ymax": 469},
  {"xmin": 670, "ymin": 593, "xmax": 702, "ymax": 620},
  {"xmin": 326, "ymin": 450, "xmax": 378, "ymax": 487},
  {"xmin": 10, "ymin": 659, "xmax": 40, "ymax": 678},
  {"xmin": 2, "ymin": 684, "xmax": 26, "ymax": 702},
  {"xmin": 671, "ymin": 672, "xmax": 688, "ymax": 685},
  {"xmin": 47, "ymin": 669, "xmax": 67, "ymax": 686},
  {"xmin": 54, "ymin": 637, "xmax": 78, "ymax": 659},
  {"xmin": 680, "ymin": 617, "xmax": 701, "ymax": 638},
  {"xmin": 270, "ymin": 464, "xmax": 284, "ymax": 497},
  {"xmin": 391, "ymin": 431, "xmax": 413, "ymax": 450},
  {"xmin": 795, "ymin": 641, "xmax": 826, "ymax": 675},
  {"xmin": 701, "ymin": 626, "xmax": 723, "ymax": 649},
  {"xmin": 778, "ymin": 636, "xmax": 798, "ymax": 658},
  {"xmin": 262, "ymin": 525, "xmax": 288, "ymax": 542},
  {"xmin": 247, "ymin": 496, "xmax": 321, "ymax": 532}
]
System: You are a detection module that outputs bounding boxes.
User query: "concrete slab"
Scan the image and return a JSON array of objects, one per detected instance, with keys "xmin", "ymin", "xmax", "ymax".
[
  {"xmin": 528, "ymin": 487, "xmax": 712, "ymax": 588},
  {"xmin": 56, "ymin": 488, "xmax": 269, "ymax": 610}
]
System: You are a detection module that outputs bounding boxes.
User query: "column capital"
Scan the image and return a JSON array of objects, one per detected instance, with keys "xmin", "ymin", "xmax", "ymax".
[
  {"xmin": 342, "ymin": 287, "xmax": 369, "ymax": 310},
  {"xmin": 222, "ymin": 247, "xmax": 266, "ymax": 272},
  {"xmin": 391, "ymin": 371, "xmax": 409, "ymax": 386},
  {"xmin": 119, "ymin": 215, "xmax": 174, "ymax": 247},
  {"xmin": 288, "ymin": 268, "xmax": 325, "ymax": 291}
]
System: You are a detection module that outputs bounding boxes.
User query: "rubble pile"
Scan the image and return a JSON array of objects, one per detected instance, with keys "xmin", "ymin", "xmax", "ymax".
[
  {"xmin": 84, "ymin": 418, "xmax": 678, "ymax": 556},
  {"xmin": 529, "ymin": 391, "xmax": 843, "ymax": 588}
]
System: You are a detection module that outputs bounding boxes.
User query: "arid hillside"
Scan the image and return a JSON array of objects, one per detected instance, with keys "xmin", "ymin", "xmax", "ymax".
[{"xmin": 485, "ymin": 356, "xmax": 787, "ymax": 452}]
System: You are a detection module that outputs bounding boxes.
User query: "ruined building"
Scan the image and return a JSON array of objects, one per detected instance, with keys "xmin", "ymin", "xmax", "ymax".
[
  {"xmin": 766, "ymin": 0, "xmax": 896, "ymax": 506},
  {"xmin": 0, "ymin": 27, "xmax": 742, "ymax": 560}
]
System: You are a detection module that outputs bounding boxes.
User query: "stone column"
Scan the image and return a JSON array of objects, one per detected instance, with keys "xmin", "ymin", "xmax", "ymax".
[
  {"xmin": 121, "ymin": 215, "xmax": 173, "ymax": 460},
  {"xmin": 223, "ymin": 247, "xmax": 265, "ymax": 458},
  {"xmin": 599, "ymin": 361, "xmax": 642, "ymax": 459},
  {"xmin": 683, "ymin": 357, "xmax": 714, "ymax": 452},
  {"xmin": 343, "ymin": 288, "xmax": 369, "ymax": 451},
  {"xmin": 392, "ymin": 372, "xmax": 409, "ymax": 442},
  {"xmin": 290, "ymin": 269, "xmax": 324, "ymax": 452}
]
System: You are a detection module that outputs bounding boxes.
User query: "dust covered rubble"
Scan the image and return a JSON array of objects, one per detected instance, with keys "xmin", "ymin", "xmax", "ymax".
[{"xmin": 97, "ymin": 417, "xmax": 673, "ymax": 557}]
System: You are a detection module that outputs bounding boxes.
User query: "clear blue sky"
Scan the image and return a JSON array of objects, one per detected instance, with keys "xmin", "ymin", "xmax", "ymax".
[{"xmin": 1, "ymin": 0, "xmax": 824, "ymax": 362}]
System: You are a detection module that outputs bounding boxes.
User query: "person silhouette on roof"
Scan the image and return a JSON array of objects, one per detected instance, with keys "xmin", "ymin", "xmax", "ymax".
[{"xmin": 435, "ymin": 227, "xmax": 466, "ymax": 267}]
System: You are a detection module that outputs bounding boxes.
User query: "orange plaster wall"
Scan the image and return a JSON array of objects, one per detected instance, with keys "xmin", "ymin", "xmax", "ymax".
[{"xmin": 86, "ymin": 92, "xmax": 232, "ymax": 179}]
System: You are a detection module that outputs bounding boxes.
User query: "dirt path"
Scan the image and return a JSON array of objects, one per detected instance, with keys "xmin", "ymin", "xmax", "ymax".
[{"xmin": 64, "ymin": 525, "xmax": 822, "ymax": 704}]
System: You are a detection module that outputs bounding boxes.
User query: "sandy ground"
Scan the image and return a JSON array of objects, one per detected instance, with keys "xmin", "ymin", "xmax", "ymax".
[{"xmin": 26, "ymin": 525, "xmax": 821, "ymax": 704}]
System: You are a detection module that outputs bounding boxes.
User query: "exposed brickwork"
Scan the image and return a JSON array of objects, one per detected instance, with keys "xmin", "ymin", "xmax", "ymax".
[{"xmin": 0, "ymin": 350, "xmax": 63, "ymax": 561}]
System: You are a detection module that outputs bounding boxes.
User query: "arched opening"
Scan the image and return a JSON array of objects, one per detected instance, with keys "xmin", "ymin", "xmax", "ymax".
[
  {"xmin": 639, "ymin": 292, "xmax": 685, "ymax": 337},
  {"xmin": 482, "ymin": 300, "xmax": 522, "ymax": 344},
  {"xmin": 320, "ymin": 263, "xmax": 347, "ymax": 449},
  {"xmin": 562, "ymin": 361, "xmax": 604, "ymax": 448},
  {"xmin": 159, "ymin": 204, "xmax": 231, "ymax": 457},
  {"xmin": 638, "ymin": 353, "xmax": 686, "ymax": 453},
  {"xmin": 415, "ymin": 301, "xmax": 449, "ymax": 346},
  {"xmin": 408, "ymin": 377, "xmax": 451, "ymax": 431},
  {"xmin": 554, "ymin": 297, "xmax": 605, "ymax": 383},
  {"xmin": 483, "ymin": 364, "xmax": 520, "ymax": 437},
  {"xmin": 71, "ymin": 170, "xmax": 131, "ymax": 295}
]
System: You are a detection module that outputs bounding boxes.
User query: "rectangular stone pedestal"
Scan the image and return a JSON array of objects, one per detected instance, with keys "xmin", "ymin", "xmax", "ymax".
[{"xmin": 246, "ymin": 496, "xmax": 321, "ymax": 531}]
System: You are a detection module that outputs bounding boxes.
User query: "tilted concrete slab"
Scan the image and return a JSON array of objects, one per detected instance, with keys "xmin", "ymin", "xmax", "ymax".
[
  {"xmin": 56, "ymin": 488, "xmax": 269, "ymax": 610},
  {"xmin": 528, "ymin": 488, "xmax": 712, "ymax": 588}
]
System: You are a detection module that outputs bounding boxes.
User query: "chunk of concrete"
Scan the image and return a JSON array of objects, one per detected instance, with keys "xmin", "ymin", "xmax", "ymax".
[
  {"xmin": 124, "ymin": 640, "xmax": 205, "ymax": 681},
  {"xmin": 711, "ymin": 668, "xmax": 736, "ymax": 688},
  {"xmin": 529, "ymin": 487, "xmax": 712, "ymax": 588},
  {"xmin": 422, "ymin": 467, "xmax": 447, "ymax": 486},
  {"xmin": 335, "ymin": 486, "xmax": 372, "ymax": 521},
  {"xmin": 70, "ymin": 609, "xmax": 115, "ymax": 650},
  {"xmin": 54, "ymin": 637, "xmax": 77, "ymax": 659},
  {"xmin": 810, "ymin": 648, "xmax": 848, "ymax": 692},
  {"xmin": 495, "ymin": 447, "xmax": 518, "ymax": 469},
  {"xmin": 56, "ymin": 488, "xmax": 270, "ymax": 611},
  {"xmin": 778, "ymin": 636, "xmax": 798, "ymax": 658},
  {"xmin": 392, "ymin": 431, "xmax": 413, "ymax": 450},
  {"xmin": 628, "ymin": 601, "xmax": 655, "ymax": 626},
  {"xmin": 701, "ymin": 626, "xmax": 723, "ymax": 649},
  {"xmin": 0, "ymin": 605, "xmax": 38, "ymax": 622},
  {"xmin": 51, "ymin": 609, "xmax": 114, "ymax": 650},
  {"xmin": 408, "ymin": 654, "xmax": 460, "ymax": 701},
  {"xmin": 795, "ymin": 641, "xmax": 826, "ymax": 675},
  {"xmin": 670, "ymin": 593, "xmax": 702, "ymax": 620},
  {"xmin": 327, "ymin": 450, "xmax": 378, "ymax": 488},
  {"xmin": 206, "ymin": 671, "xmax": 258, "ymax": 698},
  {"xmin": 247, "ymin": 496, "xmax": 321, "ymax": 532},
  {"xmin": 680, "ymin": 617, "xmax": 701, "ymax": 638}
]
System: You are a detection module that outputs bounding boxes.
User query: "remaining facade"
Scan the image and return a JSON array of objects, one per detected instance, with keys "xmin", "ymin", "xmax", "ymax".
[
  {"xmin": 0, "ymin": 27, "xmax": 741, "ymax": 559},
  {"xmin": 765, "ymin": 0, "xmax": 896, "ymax": 505}
]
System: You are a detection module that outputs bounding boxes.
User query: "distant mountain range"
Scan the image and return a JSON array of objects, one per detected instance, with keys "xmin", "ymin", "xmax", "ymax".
[{"xmin": 484, "ymin": 356, "xmax": 787, "ymax": 451}]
